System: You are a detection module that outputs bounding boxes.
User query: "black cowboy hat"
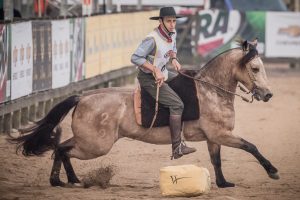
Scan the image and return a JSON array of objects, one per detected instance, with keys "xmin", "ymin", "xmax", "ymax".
[{"xmin": 149, "ymin": 7, "xmax": 183, "ymax": 20}]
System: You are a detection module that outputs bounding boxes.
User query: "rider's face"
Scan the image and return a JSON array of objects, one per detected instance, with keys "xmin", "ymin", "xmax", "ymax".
[{"xmin": 160, "ymin": 16, "xmax": 177, "ymax": 32}]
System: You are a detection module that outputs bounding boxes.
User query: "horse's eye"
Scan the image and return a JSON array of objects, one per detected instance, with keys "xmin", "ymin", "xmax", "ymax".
[{"xmin": 252, "ymin": 68, "xmax": 259, "ymax": 73}]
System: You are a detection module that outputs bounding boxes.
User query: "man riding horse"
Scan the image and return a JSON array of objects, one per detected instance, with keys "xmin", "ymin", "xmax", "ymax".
[{"xmin": 131, "ymin": 7, "xmax": 196, "ymax": 159}]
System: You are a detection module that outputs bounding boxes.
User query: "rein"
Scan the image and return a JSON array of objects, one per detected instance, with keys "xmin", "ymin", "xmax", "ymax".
[{"xmin": 178, "ymin": 70, "xmax": 254, "ymax": 103}]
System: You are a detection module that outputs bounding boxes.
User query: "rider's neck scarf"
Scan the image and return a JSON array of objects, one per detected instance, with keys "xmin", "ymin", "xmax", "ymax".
[{"xmin": 158, "ymin": 25, "xmax": 173, "ymax": 43}]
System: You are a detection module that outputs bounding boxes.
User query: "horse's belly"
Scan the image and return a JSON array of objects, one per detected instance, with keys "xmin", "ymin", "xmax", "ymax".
[{"xmin": 183, "ymin": 120, "xmax": 207, "ymax": 142}]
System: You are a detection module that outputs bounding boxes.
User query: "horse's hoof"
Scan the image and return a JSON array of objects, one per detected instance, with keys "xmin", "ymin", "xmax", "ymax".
[
  {"xmin": 268, "ymin": 172, "xmax": 280, "ymax": 180},
  {"xmin": 50, "ymin": 180, "xmax": 66, "ymax": 187},
  {"xmin": 66, "ymin": 182, "xmax": 84, "ymax": 188},
  {"xmin": 217, "ymin": 181, "xmax": 235, "ymax": 188}
]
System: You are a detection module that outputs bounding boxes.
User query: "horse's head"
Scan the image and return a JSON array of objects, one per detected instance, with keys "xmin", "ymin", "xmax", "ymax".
[{"xmin": 235, "ymin": 39, "xmax": 273, "ymax": 102}]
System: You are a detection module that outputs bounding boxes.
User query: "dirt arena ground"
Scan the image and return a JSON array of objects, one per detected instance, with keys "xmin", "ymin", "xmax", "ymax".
[{"xmin": 0, "ymin": 63, "xmax": 300, "ymax": 200}]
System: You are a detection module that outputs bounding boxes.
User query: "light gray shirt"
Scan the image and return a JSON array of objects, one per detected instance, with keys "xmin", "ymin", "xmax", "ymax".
[
  {"xmin": 131, "ymin": 36, "xmax": 177, "ymax": 73},
  {"xmin": 131, "ymin": 37, "xmax": 156, "ymax": 67}
]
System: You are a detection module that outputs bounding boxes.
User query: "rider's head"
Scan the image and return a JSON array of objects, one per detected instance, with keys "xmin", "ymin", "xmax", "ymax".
[
  {"xmin": 149, "ymin": 7, "xmax": 183, "ymax": 35},
  {"xmin": 159, "ymin": 16, "xmax": 177, "ymax": 34}
]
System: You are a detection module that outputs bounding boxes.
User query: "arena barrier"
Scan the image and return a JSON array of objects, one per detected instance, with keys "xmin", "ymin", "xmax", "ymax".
[{"xmin": 0, "ymin": 10, "xmax": 158, "ymax": 134}]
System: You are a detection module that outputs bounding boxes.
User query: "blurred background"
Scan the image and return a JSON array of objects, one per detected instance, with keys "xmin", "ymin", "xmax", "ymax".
[{"xmin": 0, "ymin": 0, "xmax": 299, "ymax": 133}]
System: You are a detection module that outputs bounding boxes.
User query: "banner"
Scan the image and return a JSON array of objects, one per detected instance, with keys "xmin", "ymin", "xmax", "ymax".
[
  {"xmin": 266, "ymin": 12, "xmax": 300, "ymax": 58},
  {"xmin": 193, "ymin": 10, "xmax": 266, "ymax": 60},
  {"xmin": 32, "ymin": 21, "xmax": 52, "ymax": 92},
  {"xmin": 110, "ymin": 14, "xmax": 123, "ymax": 71},
  {"xmin": 52, "ymin": 20, "xmax": 71, "ymax": 89},
  {"xmin": 99, "ymin": 15, "xmax": 112, "ymax": 74},
  {"xmin": 70, "ymin": 18, "xmax": 85, "ymax": 82},
  {"xmin": 11, "ymin": 22, "xmax": 33, "ymax": 100},
  {"xmin": 0, "ymin": 24, "xmax": 10, "ymax": 103},
  {"xmin": 85, "ymin": 16, "xmax": 101, "ymax": 78}
]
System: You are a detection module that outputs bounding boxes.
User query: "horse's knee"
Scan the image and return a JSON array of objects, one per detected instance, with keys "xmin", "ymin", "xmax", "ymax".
[{"xmin": 240, "ymin": 138, "xmax": 258, "ymax": 153}]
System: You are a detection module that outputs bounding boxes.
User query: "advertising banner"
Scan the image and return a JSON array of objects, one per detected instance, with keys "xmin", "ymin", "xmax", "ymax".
[
  {"xmin": 0, "ymin": 24, "xmax": 10, "ymax": 103},
  {"xmin": 266, "ymin": 12, "xmax": 300, "ymax": 58},
  {"xmin": 110, "ymin": 14, "xmax": 123, "ymax": 71},
  {"xmin": 85, "ymin": 16, "xmax": 101, "ymax": 78},
  {"xmin": 121, "ymin": 13, "xmax": 133, "ymax": 68},
  {"xmin": 193, "ymin": 10, "xmax": 266, "ymax": 61},
  {"xmin": 52, "ymin": 20, "xmax": 70, "ymax": 89},
  {"xmin": 99, "ymin": 15, "xmax": 112, "ymax": 74},
  {"xmin": 32, "ymin": 21, "xmax": 52, "ymax": 92},
  {"xmin": 121, "ymin": 11, "xmax": 157, "ymax": 69},
  {"xmin": 70, "ymin": 18, "xmax": 85, "ymax": 82},
  {"xmin": 11, "ymin": 22, "xmax": 33, "ymax": 100}
]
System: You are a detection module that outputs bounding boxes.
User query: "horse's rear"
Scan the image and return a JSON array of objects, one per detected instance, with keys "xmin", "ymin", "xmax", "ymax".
[{"xmin": 70, "ymin": 89, "xmax": 129, "ymax": 159}]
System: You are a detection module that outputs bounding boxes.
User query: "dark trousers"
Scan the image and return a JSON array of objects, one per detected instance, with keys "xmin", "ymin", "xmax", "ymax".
[{"xmin": 137, "ymin": 69, "xmax": 184, "ymax": 115}]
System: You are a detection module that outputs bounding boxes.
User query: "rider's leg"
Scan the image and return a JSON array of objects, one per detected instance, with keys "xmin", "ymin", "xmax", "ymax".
[
  {"xmin": 169, "ymin": 114, "xmax": 196, "ymax": 159},
  {"xmin": 137, "ymin": 70, "xmax": 196, "ymax": 159}
]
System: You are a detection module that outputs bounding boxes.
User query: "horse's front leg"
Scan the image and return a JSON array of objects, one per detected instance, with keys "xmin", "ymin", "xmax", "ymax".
[
  {"xmin": 207, "ymin": 141, "xmax": 235, "ymax": 188},
  {"xmin": 240, "ymin": 138, "xmax": 279, "ymax": 179},
  {"xmin": 209, "ymin": 133, "xmax": 279, "ymax": 180}
]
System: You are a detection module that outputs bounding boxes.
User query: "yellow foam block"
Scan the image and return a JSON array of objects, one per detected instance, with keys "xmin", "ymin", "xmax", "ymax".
[{"xmin": 159, "ymin": 164, "xmax": 211, "ymax": 197}]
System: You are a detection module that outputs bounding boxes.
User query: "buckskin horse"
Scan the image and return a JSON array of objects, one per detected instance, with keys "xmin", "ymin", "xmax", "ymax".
[{"xmin": 11, "ymin": 40, "xmax": 279, "ymax": 188}]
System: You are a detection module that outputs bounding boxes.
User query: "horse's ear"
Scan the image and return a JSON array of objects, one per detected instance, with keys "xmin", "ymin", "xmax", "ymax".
[
  {"xmin": 242, "ymin": 40, "xmax": 248, "ymax": 51},
  {"xmin": 248, "ymin": 37, "xmax": 258, "ymax": 49}
]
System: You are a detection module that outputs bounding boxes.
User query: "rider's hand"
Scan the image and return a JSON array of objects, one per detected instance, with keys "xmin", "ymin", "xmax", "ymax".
[
  {"xmin": 172, "ymin": 58, "xmax": 181, "ymax": 71},
  {"xmin": 153, "ymin": 67, "xmax": 164, "ymax": 87}
]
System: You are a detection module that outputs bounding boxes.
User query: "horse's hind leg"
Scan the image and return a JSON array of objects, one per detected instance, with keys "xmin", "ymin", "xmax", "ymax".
[
  {"xmin": 50, "ymin": 138, "xmax": 80, "ymax": 187},
  {"xmin": 58, "ymin": 138, "xmax": 81, "ymax": 185},
  {"xmin": 207, "ymin": 141, "xmax": 235, "ymax": 188},
  {"xmin": 50, "ymin": 150, "xmax": 65, "ymax": 187}
]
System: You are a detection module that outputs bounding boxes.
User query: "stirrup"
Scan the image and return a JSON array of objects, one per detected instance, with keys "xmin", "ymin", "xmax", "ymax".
[
  {"xmin": 171, "ymin": 141, "xmax": 186, "ymax": 160},
  {"xmin": 171, "ymin": 141, "xmax": 193, "ymax": 160}
]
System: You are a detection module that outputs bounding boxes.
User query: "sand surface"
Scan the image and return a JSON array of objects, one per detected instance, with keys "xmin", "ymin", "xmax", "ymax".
[{"xmin": 1, "ymin": 64, "xmax": 300, "ymax": 200}]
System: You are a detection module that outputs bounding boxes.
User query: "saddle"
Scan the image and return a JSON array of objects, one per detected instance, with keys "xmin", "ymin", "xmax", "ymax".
[{"xmin": 134, "ymin": 71, "xmax": 200, "ymax": 128}]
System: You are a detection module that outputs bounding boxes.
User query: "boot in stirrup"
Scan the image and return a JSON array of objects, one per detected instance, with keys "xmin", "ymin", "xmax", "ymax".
[{"xmin": 169, "ymin": 115, "xmax": 196, "ymax": 160}]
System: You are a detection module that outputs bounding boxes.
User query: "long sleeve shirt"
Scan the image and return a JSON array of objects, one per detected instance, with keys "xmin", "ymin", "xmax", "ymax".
[{"xmin": 131, "ymin": 35, "xmax": 177, "ymax": 73}]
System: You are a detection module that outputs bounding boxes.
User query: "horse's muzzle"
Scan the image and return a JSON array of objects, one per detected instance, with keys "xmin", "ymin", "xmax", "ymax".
[
  {"xmin": 253, "ymin": 88, "xmax": 273, "ymax": 102},
  {"xmin": 263, "ymin": 92, "xmax": 273, "ymax": 102}
]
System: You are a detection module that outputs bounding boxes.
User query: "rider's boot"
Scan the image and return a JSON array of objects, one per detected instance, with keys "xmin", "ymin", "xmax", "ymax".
[{"xmin": 169, "ymin": 115, "xmax": 196, "ymax": 159}]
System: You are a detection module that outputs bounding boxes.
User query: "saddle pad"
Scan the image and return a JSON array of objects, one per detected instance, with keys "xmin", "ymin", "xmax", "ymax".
[{"xmin": 135, "ymin": 72, "xmax": 200, "ymax": 128}]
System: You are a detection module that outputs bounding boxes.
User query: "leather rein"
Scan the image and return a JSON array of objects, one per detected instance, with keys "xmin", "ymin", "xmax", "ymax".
[{"xmin": 177, "ymin": 59, "xmax": 258, "ymax": 104}]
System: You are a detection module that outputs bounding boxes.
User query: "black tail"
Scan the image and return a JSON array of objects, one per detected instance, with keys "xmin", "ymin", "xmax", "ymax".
[{"xmin": 9, "ymin": 95, "xmax": 80, "ymax": 156}]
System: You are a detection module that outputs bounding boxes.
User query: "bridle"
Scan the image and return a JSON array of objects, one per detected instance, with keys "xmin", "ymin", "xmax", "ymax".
[{"xmin": 178, "ymin": 55, "xmax": 260, "ymax": 104}]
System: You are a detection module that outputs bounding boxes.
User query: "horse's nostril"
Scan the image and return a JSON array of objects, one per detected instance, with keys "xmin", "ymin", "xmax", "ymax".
[{"xmin": 266, "ymin": 93, "xmax": 273, "ymax": 99}]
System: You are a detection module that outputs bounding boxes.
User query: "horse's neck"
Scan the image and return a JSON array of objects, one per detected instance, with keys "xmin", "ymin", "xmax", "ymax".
[{"xmin": 196, "ymin": 50, "xmax": 240, "ymax": 102}]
